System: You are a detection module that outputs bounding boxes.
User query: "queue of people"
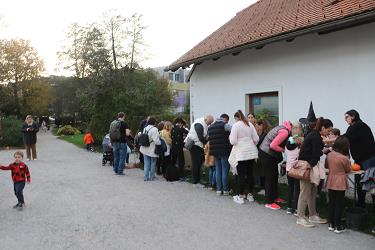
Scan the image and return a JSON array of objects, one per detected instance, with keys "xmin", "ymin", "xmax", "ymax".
[{"xmin": 105, "ymin": 107, "xmax": 375, "ymax": 234}]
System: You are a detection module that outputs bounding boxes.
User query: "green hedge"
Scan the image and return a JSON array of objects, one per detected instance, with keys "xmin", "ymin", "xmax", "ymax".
[
  {"xmin": 57, "ymin": 125, "xmax": 81, "ymax": 136},
  {"xmin": 0, "ymin": 116, "xmax": 24, "ymax": 147}
]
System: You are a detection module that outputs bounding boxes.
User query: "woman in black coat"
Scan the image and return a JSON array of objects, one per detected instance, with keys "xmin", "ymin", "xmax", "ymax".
[
  {"xmin": 344, "ymin": 109, "xmax": 375, "ymax": 208},
  {"xmin": 21, "ymin": 115, "xmax": 39, "ymax": 160}
]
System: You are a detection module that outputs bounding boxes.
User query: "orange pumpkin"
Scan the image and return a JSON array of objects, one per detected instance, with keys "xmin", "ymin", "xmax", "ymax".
[{"xmin": 351, "ymin": 163, "xmax": 361, "ymax": 171}]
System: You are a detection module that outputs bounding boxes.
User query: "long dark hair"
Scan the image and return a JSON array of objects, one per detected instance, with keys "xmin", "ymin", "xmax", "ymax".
[
  {"xmin": 234, "ymin": 110, "xmax": 249, "ymax": 127},
  {"xmin": 332, "ymin": 136, "xmax": 350, "ymax": 156},
  {"xmin": 256, "ymin": 119, "xmax": 272, "ymax": 134},
  {"xmin": 345, "ymin": 109, "xmax": 361, "ymax": 123},
  {"xmin": 313, "ymin": 117, "xmax": 333, "ymax": 131}
]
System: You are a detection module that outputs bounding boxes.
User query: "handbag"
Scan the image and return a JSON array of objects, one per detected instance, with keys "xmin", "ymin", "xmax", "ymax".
[
  {"xmin": 184, "ymin": 137, "xmax": 195, "ymax": 151},
  {"xmin": 288, "ymin": 160, "xmax": 311, "ymax": 181}
]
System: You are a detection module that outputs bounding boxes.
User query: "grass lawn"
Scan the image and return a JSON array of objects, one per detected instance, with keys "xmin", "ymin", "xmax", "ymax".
[{"xmin": 58, "ymin": 133, "xmax": 86, "ymax": 149}]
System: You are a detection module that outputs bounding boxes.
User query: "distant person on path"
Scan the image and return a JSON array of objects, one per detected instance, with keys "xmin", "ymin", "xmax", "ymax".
[
  {"xmin": 109, "ymin": 112, "xmax": 129, "ymax": 175},
  {"xmin": 229, "ymin": 110, "xmax": 259, "ymax": 204},
  {"xmin": 140, "ymin": 117, "xmax": 161, "ymax": 181},
  {"xmin": 0, "ymin": 151, "xmax": 31, "ymax": 209},
  {"xmin": 83, "ymin": 129, "xmax": 94, "ymax": 151},
  {"xmin": 171, "ymin": 117, "xmax": 189, "ymax": 181},
  {"xmin": 185, "ymin": 115, "xmax": 214, "ymax": 185},
  {"xmin": 21, "ymin": 115, "xmax": 39, "ymax": 161},
  {"xmin": 208, "ymin": 113, "xmax": 232, "ymax": 196}
]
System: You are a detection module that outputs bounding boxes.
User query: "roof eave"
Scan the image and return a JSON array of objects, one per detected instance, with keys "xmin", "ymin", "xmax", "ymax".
[{"xmin": 165, "ymin": 9, "xmax": 375, "ymax": 72}]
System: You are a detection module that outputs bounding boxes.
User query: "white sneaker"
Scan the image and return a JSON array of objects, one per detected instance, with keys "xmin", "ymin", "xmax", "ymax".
[
  {"xmin": 309, "ymin": 215, "xmax": 327, "ymax": 224},
  {"xmin": 233, "ymin": 195, "xmax": 245, "ymax": 204},
  {"xmin": 216, "ymin": 191, "xmax": 222, "ymax": 196},
  {"xmin": 296, "ymin": 217, "xmax": 315, "ymax": 228},
  {"xmin": 247, "ymin": 193, "xmax": 255, "ymax": 202},
  {"xmin": 33, "ymin": 158, "xmax": 37, "ymax": 161},
  {"xmin": 257, "ymin": 189, "xmax": 265, "ymax": 195},
  {"xmin": 223, "ymin": 191, "xmax": 230, "ymax": 196}
]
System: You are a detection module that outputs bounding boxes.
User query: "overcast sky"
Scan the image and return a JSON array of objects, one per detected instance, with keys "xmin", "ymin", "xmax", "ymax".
[{"xmin": 0, "ymin": 0, "xmax": 256, "ymax": 76}]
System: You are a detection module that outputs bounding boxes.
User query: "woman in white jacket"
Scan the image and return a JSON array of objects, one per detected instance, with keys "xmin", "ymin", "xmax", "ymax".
[
  {"xmin": 229, "ymin": 110, "xmax": 259, "ymax": 204},
  {"xmin": 140, "ymin": 117, "xmax": 161, "ymax": 181}
]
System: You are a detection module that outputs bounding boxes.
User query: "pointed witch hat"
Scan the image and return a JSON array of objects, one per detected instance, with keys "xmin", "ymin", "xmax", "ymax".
[{"xmin": 299, "ymin": 101, "xmax": 317, "ymax": 124}]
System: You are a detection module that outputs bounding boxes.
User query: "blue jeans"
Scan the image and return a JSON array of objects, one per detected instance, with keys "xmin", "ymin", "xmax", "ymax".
[
  {"xmin": 144, "ymin": 155, "xmax": 157, "ymax": 181},
  {"xmin": 112, "ymin": 142, "xmax": 127, "ymax": 174},
  {"xmin": 215, "ymin": 155, "xmax": 230, "ymax": 192},
  {"xmin": 209, "ymin": 166, "xmax": 216, "ymax": 187}
]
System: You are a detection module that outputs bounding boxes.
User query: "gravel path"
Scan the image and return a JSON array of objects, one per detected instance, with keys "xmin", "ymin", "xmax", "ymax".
[{"xmin": 0, "ymin": 132, "xmax": 374, "ymax": 250}]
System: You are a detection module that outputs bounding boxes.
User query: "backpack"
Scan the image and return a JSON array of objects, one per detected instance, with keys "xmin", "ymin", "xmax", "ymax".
[
  {"xmin": 138, "ymin": 128, "xmax": 151, "ymax": 147},
  {"xmin": 109, "ymin": 120, "xmax": 122, "ymax": 141},
  {"xmin": 155, "ymin": 138, "xmax": 168, "ymax": 155}
]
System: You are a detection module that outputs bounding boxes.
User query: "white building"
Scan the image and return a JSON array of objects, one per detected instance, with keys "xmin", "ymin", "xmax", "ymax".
[{"xmin": 166, "ymin": 0, "xmax": 375, "ymax": 132}]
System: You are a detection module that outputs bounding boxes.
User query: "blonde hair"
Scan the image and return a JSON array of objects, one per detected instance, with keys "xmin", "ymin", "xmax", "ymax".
[
  {"xmin": 292, "ymin": 122, "xmax": 303, "ymax": 136},
  {"xmin": 163, "ymin": 121, "xmax": 173, "ymax": 132}
]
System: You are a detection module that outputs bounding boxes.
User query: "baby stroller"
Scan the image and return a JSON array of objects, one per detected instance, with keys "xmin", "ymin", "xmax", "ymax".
[{"xmin": 102, "ymin": 134, "xmax": 113, "ymax": 166}]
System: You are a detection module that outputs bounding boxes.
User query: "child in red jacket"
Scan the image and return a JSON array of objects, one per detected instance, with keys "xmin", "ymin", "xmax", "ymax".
[
  {"xmin": 84, "ymin": 129, "xmax": 94, "ymax": 151},
  {"xmin": 0, "ymin": 151, "xmax": 31, "ymax": 209}
]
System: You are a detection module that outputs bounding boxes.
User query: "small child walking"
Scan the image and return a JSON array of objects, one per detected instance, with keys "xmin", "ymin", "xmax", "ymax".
[
  {"xmin": 0, "ymin": 151, "xmax": 31, "ymax": 209},
  {"xmin": 325, "ymin": 136, "xmax": 351, "ymax": 233},
  {"xmin": 84, "ymin": 129, "xmax": 95, "ymax": 151}
]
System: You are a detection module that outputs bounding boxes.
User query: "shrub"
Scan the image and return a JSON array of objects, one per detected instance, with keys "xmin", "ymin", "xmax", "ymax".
[
  {"xmin": 0, "ymin": 116, "xmax": 24, "ymax": 147},
  {"xmin": 57, "ymin": 125, "xmax": 81, "ymax": 136}
]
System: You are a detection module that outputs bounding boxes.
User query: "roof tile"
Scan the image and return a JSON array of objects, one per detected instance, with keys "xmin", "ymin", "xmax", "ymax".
[{"xmin": 169, "ymin": 0, "xmax": 375, "ymax": 69}]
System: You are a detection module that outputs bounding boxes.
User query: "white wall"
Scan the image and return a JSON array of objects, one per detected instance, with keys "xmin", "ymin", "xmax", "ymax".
[{"xmin": 189, "ymin": 22, "xmax": 375, "ymax": 133}]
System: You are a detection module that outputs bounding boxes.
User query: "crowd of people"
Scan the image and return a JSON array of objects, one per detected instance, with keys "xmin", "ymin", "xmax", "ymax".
[
  {"xmin": 107, "ymin": 105, "xmax": 375, "ymax": 234},
  {"xmin": 1, "ymin": 108, "xmax": 374, "ymax": 235}
]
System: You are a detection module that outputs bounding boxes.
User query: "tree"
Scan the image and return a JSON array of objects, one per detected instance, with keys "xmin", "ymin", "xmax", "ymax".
[
  {"xmin": 0, "ymin": 39, "xmax": 44, "ymax": 116},
  {"xmin": 102, "ymin": 10, "xmax": 128, "ymax": 70},
  {"xmin": 127, "ymin": 13, "xmax": 147, "ymax": 69},
  {"xmin": 20, "ymin": 78, "xmax": 54, "ymax": 117},
  {"xmin": 58, "ymin": 23, "xmax": 111, "ymax": 78}
]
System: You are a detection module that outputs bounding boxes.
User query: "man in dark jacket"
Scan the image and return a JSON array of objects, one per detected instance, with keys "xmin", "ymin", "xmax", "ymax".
[
  {"xmin": 208, "ymin": 114, "xmax": 231, "ymax": 195},
  {"xmin": 111, "ymin": 112, "xmax": 129, "ymax": 175}
]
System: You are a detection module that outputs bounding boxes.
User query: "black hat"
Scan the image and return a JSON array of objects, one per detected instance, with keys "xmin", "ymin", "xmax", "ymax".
[{"xmin": 299, "ymin": 101, "xmax": 317, "ymax": 124}]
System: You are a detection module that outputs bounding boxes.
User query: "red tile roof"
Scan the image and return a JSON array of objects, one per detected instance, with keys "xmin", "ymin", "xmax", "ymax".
[{"xmin": 167, "ymin": 0, "xmax": 375, "ymax": 70}]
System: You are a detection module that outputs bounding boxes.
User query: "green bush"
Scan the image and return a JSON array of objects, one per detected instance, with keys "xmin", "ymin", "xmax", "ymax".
[
  {"xmin": 57, "ymin": 125, "xmax": 81, "ymax": 136},
  {"xmin": 0, "ymin": 116, "xmax": 24, "ymax": 147}
]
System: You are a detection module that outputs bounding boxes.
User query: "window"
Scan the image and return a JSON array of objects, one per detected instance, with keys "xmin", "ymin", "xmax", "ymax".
[
  {"xmin": 248, "ymin": 92, "xmax": 278, "ymax": 126},
  {"xmin": 175, "ymin": 74, "xmax": 180, "ymax": 82},
  {"xmin": 169, "ymin": 73, "xmax": 174, "ymax": 81}
]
